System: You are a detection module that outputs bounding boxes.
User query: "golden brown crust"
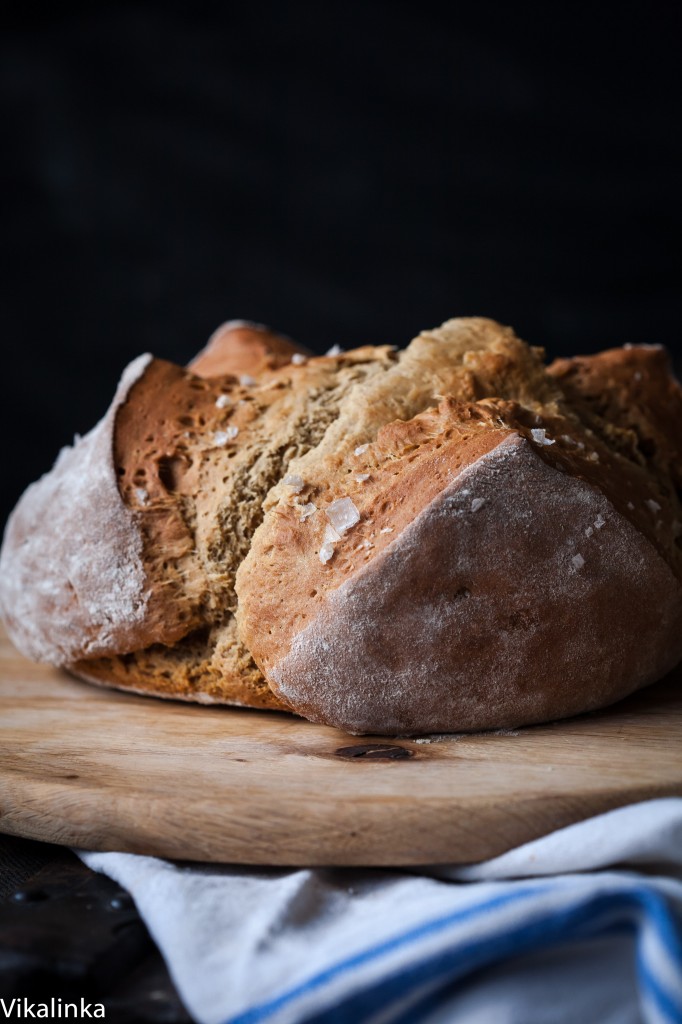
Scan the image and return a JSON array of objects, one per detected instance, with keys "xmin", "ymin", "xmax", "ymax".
[
  {"xmin": 237, "ymin": 406, "xmax": 516, "ymax": 675},
  {"xmin": 548, "ymin": 344, "xmax": 682, "ymax": 480},
  {"xmin": 252, "ymin": 433, "xmax": 682, "ymax": 735},
  {"xmin": 548, "ymin": 344, "xmax": 682, "ymax": 575},
  {"xmin": 72, "ymin": 619, "xmax": 288, "ymax": 710},
  {"xmin": 188, "ymin": 320, "xmax": 310, "ymax": 378},
  {"xmin": 3, "ymin": 316, "xmax": 682, "ymax": 731},
  {"xmin": 237, "ymin": 326, "xmax": 682, "ymax": 733},
  {"xmin": 68, "ymin": 337, "xmax": 398, "ymax": 708}
]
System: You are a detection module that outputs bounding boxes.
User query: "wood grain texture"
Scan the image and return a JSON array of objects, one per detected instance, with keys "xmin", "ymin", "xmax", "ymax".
[{"xmin": 0, "ymin": 626, "xmax": 681, "ymax": 866}]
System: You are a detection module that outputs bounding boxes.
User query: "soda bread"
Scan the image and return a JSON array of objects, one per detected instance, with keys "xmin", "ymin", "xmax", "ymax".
[{"xmin": 1, "ymin": 318, "xmax": 680, "ymax": 733}]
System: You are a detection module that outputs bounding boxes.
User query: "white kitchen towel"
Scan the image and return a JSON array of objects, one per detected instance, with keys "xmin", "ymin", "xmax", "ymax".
[{"xmin": 80, "ymin": 799, "xmax": 682, "ymax": 1024}]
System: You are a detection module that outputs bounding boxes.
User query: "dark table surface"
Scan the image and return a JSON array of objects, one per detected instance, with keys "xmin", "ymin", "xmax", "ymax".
[{"xmin": 0, "ymin": 833, "xmax": 194, "ymax": 1022}]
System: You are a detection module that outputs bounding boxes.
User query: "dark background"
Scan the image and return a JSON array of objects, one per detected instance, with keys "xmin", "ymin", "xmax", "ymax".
[{"xmin": 2, "ymin": 1, "xmax": 680, "ymax": 529}]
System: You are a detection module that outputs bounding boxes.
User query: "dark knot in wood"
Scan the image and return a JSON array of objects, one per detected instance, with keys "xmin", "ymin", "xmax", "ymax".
[{"xmin": 334, "ymin": 743, "xmax": 413, "ymax": 760}]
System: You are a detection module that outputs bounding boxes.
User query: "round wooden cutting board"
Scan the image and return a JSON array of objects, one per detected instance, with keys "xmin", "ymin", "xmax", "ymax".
[{"xmin": 1, "ymin": 626, "xmax": 681, "ymax": 866}]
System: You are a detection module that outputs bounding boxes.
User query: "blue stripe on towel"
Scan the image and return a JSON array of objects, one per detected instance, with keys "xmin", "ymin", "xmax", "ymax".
[
  {"xmin": 386, "ymin": 893, "xmax": 682, "ymax": 1024},
  {"xmin": 313, "ymin": 889, "xmax": 682, "ymax": 1024},
  {"xmin": 226, "ymin": 885, "xmax": 545, "ymax": 1024},
  {"xmin": 225, "ymin": 883, "xmax": 682, "ymax": 1024}
]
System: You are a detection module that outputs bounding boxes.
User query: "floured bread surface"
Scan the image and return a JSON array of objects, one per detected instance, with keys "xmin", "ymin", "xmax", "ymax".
[
  {"xmin": 3, "ymin": 314, "xmax": 681, "ymax": 729},
  {"xmin": 0, "ymin": 355, "xmax": 154, "ymax": 665},
  {"xmin": 0, "ymin": 319, "xmax": 398, "ymax": 706},
  {"xmin": 70, "ymin": 342, "xmax": 400, "ymax": 706},
  {"xmin": 65, "ymin": 316, "xmax": 555, "ymax": 707},
  {"xmin": 237, "ymin": 322, "xmax": 682, "ymax": 733},
  {"xmin": 245, "ymin": 435, "xmax": 682, "ymax": 734}
]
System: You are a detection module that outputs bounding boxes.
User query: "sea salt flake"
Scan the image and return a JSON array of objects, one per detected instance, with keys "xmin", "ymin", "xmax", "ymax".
[
  {"xmin": 319, "ymin": 542, "xmax": 335, "ymax": 564},
  {"xmin": 571, "ymin": 553, "xmax": 585, "ymax": 570},
  {"xmin": 215, "ymin": 394, "xmax": 231, "ymax": 408},
  {"xmin": 585, "ymin": 526, "xmax": 594, "ymax": 537},
  {"xmin": 645, "ymin": 499, "xmax": 662, "ymax": 514},
  {"xmin": 594, "ymin": 514, "xmax": 606, "ymax": 529},
  {"xmin": 326, "ymin": 344, "xmax": 344, "ymax": 356},
  {"xmin": 561, "ymin": 434, "xmax": 575, "ymax": 445},
  {"xmin": 627, "ymin": 501, "xmax": 635, "ymax": 510},
  {"xmin": 531, "ymin": 428, "xmax": 555, "ymax": 446},
  {"xmin": 239, "ymin": 374, "xmax": 256, "ymax": 387},
  {"xmin": 135, "ymin": 487, "xmax": 149, "ymax": 505},
  {"xmin": 588, "ymin": 452, "xmax": 599, "ymax": 462},
  {"xmin": 471, "ymin": 497, "xmax": 485, "ymax": 512},
  {"xmin": 326, "ymin": 497, "xmax": 360, "ymax": 534},
  {"xmin": 291, "ymin": 353, "xmax": 307, "ymax": 365},
  {"xmin": 354, "ymin": 444, "xmax": 369, "ymax": 456},
  {"xmin": 324, "ymin": 523, "xmax": 342, "ymax": 544},
  {"xmin": 355, "ymin": 473, "xmax": 370, "ymax": 483},
  {"xmin": 380, "ymin": 527, "xmax": 394, "ymax": 535},
  {"xmin": 213, "ymin": 426, "xmax": 239, "ymax": 446},
  {"xmin": 298, "ymin": 502, "xmax": 316, "ymax": 521},
  {"xmin": 283, "ymin": 473, "xmax": 305, "ymax": 493}
]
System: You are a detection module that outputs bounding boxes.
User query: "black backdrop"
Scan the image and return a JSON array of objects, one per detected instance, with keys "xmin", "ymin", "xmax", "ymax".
[{"xmin": 2, "ymin": 1, "xmax": 680, "ymax": 528}]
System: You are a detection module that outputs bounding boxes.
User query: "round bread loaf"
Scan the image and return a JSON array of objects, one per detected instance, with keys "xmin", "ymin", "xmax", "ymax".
[
  {"xmin": 0, "ymin": 321, "xmax": 397, "ymax": 707},
  {"xmin": 1, "ymin": 317, "xmax": 680, "ymax": 733}
]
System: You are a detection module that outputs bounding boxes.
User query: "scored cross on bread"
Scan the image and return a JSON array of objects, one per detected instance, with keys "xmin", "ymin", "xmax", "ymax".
[
  {"xmin": 1, "ymin": 318, "xmax": 680, "ymax": 733},
  {"xmin": 235, "ymin": 325, "xmax": 682, "ymax": 733}
]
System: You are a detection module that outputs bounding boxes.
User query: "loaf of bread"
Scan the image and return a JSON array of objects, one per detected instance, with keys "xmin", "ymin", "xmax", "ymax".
[{"xmin": 1, "ymin": 317, "xmax": 681, "ymax": 734}]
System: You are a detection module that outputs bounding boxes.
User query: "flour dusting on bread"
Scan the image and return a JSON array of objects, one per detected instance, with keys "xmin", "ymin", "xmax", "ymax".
[
  {"xmin": 2, "ymin": 316, "xmax": 681, "ymax": 735},
  {"xmin": 265, "ymin": 436, "xmax": 682, "ymax": 734},
  {"xmin": 0, "ymin": 354, "xmax": 153, "ymax": 664}
]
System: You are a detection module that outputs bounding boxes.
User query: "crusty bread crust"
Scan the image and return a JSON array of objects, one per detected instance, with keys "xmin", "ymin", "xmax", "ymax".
[
  {"xmin": 236, "ymin": 320, "xmax": 682, "ymax": 733},
  {"xmin": 189, "ymin": 320, "xmax": 310, "ymax": 378},
  {"xmin": 66, "ymin": 340, "xmax": 399, "ymax": 707},
  {"xmin": 2, "ymin": 316, "xmax": 681, "ymax": 732},
  {"xmin": 242, "ymin": 433, "xmax": 682, "ymax": 734},
  {"xmin": 0, "ymin": 355, "xmax": 154, "ymax": 665},
  {"xmin": 548, "ymin": 344, "xmax": 682, "ymax": 574}
]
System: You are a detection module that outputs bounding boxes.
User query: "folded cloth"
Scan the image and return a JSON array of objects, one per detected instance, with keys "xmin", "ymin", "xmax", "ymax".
[{"xmin": 80, "ymin": 799, "xmax": 682, "ymax": 1024}]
